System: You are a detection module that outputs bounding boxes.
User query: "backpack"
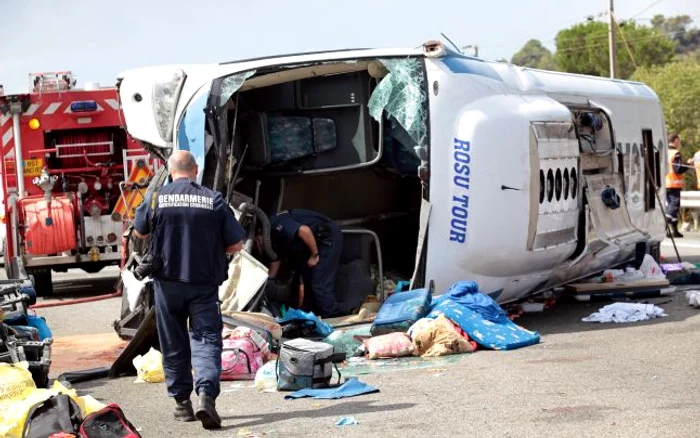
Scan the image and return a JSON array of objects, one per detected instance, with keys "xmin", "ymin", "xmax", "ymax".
[
  {"xmin": 22, "ymin": 394, "xmax": 142, "ymax": 438},
  {"xmin": 79, "ymin": 404, "xmax": 141, "ymax": 438},
  {"xmin": 22, "ymin": 394, "xmax": 82, "ymax": 438}
]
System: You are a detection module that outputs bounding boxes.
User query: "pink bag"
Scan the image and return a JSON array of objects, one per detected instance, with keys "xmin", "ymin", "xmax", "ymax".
[
  {"xmin": 363, "ymin": 332, "xmax": 415, "ymax": 359},
  {"xmin": 220, "ymin": 338, "xmax": 264, "ymax": 381},
  {"xmin": 223, "ymin": 326, "xmax": 271, "ymax": 360}
]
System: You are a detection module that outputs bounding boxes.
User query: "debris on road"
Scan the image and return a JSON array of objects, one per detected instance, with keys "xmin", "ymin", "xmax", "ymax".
[
  {"xmin": 335, "ymin": 416, "xmax": 359, "ymax": 426},
  {"xmin": 581, "ymin": 302, "xmax": 667, "ymax": 323},
  {"xmin": 685, "ymin": 290, "xmax": 700, "ymax": 308},
  {"xmin": 132, "ymin": 348, "xmax": 165, "ymax": 383},
  {"xmin": 253, "ymin": 362, "xmax": 278, "ymax": 392},
  {"xmin": 1, "ymin": 280, "xmax": 52, "ymax": 388},
  {"xmin": 661, "ymin": 261, "xmax": 700, "ymax": 285},
  {"xmin": 408, "ymin": 315, "xmax": 476, "ymax": 357},
  {"xmin": 363, "ymin": 332, "xmax": 415, "ymax": 359},
  {"xmin": 0, "ymin": 366, "xmax": 109, "ymax": 438},
  {"xmin": 284, "ymin": 377, "xmax": 378, "ymax": 400}
]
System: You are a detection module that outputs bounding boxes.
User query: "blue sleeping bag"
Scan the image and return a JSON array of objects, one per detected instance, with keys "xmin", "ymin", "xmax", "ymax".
[
  {"xmin": 432, "ymin": 281, "xmax": 506, "ymax": 322},
  {"xmin": 428, "ymin": 297, "xmax": 539, "ymax": 351}
]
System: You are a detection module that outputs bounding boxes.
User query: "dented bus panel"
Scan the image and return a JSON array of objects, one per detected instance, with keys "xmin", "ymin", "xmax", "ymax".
[{"xmin": 115, "ymin": 41, "xmax": 666, "ymax": 308}]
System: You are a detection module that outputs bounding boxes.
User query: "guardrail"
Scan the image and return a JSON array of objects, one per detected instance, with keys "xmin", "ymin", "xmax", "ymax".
[{"xmin": 680, "ymin": 191, "xmax": 700, "ymax": 231}]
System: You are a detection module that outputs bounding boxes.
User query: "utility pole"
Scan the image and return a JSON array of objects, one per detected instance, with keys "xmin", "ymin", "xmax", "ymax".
[{"xmin": 608, "ymin": 0, "xmax": 617, "ymax": 78}]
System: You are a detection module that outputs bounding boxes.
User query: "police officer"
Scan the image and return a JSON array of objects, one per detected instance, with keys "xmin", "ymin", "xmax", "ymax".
[
  {"xmin": 262, "ymin": 209, "xmax": 343, "ymax": 318},
  {"xmin": 666, "ymin": 133, "xmax": 688, "ymax": 238},
  {"xmin": 133, "ymin": 150, "xmax": 245, "ymax": 430}
]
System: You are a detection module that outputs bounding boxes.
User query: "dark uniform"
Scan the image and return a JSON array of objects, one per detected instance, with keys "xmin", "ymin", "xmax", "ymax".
[
  {"xmin": 134, "ymin": 177, "xmax": 245, "ymax": 403},
  {"xmin": 269, "ymin": 209, "xmax": 343, "ymax": 317}
]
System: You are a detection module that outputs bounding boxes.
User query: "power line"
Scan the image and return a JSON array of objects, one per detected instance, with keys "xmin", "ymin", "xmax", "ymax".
[
  {"xmin": 555, "ymin": 28, "xmax": 687, "ymax": 54},
  {"xmin": 614, "ymin": 13, "xmax": 638, "ymax": 70},
  {"xmin": 630, "ymin": 0, "xmax": 666, "ymax": 20},
  {"xmin": 481, "ymin": 0, "xmax": 692, "ymax": 57},
  {"xmin": 509, "ymin": 13, "xmax": 700, "ymax": 56}
]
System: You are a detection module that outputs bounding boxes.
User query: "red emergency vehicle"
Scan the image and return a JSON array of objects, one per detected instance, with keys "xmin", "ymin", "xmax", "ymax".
[{"xmin": 0, "ymin": 72, "xmax": 160, "ymax": 295}]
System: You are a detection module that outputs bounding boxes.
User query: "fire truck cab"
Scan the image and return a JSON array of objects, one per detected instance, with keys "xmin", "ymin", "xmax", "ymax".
[{"xmin": 0, "ymin": 72, "xmax": 159, "ymax": 295}]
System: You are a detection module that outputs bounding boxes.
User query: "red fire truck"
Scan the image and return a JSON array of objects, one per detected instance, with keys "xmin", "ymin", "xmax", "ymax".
[{"xmin": 0, "ymin": 72, "xmax": 160, "ymax": 295}]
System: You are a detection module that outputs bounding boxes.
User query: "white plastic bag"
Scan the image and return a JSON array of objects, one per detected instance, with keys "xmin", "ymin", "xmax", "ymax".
[
  {"xmin": 686, "ymin": 290, "xmax": 700, "ymax": 308},
  {"xmin": 253, "ymin": 361, "xmax": 277, "ymax": 392},
  {"xmin": 639, "ymin": 254, "xmax": 666, "ymax": 279},
  {"xmin": 121, "ymin": 269, "xmax": 150, "ymax": 312}
]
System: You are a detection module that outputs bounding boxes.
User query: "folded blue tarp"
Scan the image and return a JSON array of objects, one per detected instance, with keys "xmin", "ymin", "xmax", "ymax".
[{"xmin": 284, "ymin": 377, "xmax": 379, "ymax": 400}]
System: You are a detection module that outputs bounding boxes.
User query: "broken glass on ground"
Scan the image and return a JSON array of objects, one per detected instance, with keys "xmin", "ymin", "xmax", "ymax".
[
  {"xmin": 341, "ymin": 354, "xmax": 465, "ymax": 376},
  {"xmin": 323, "ymin": 325, "xmax": 371, "ymax": 357}
]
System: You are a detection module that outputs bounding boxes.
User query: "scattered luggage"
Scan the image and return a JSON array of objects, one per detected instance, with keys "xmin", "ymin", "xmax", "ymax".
[
  {"xmin": 21, "ymin": 394, "xmax": 142, "ymax": 438},
  {"xmin": 21, "ymin": 394, "xmax": 83, "ymax": 438},
  {"xmin": 276, "ymin": 339, "xmax": 344, "ymax": 391},
  {"xmin": 407, "ymin": 315, "xmax": 476, "ymax": 357},
  {"xmin": 370, "ymin": 288, "xmax": 432, "ymax": 336},
  {"xmin": 79, "ymin": 403, "xmax": 142, "ymax": 437},
  {"xmin": 362, "ymin": 332, "xmax": 414, "ymax": 359},
  {"xmin": 428, "ymin": 300, "xmax": 540, "ymax": 350},
  {"xmin": 220, "ymin": 338, "xmax": 264, "ymax": 381}
]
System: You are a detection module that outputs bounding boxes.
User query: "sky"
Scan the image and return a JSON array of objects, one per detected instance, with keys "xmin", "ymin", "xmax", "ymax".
[{"xmin": 1, "ymin": 0, "xmax": 699, "ymax": 94}]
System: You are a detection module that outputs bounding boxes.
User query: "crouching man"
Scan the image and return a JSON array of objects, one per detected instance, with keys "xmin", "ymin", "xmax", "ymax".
[
  {"xmin": 257, "ymin": 209, "xmax": 343, "ymax": 318},
  {"xmin": 133, "ymin": 151, "xmax": 246, "ymax": 429}
]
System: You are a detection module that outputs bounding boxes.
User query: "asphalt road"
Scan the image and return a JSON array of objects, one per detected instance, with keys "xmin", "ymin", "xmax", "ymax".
[{"xmin": 16, "ymin": 239, "xmax": 700, "ymax": 437}]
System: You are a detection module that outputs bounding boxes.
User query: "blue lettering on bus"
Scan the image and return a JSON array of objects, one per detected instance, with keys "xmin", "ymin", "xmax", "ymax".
[{"xmin": 450, "ymin": 138, "xmax": 471, "ymax": 244}]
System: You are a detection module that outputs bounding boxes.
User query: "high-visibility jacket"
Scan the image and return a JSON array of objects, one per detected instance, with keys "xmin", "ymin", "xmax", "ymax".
[
  {"xmin": 666, "ymin": 149, "xmax": 685, "ymax": 189},
  {"xmin": 693, "ymin": 151, "xmax": 700, "ymax": 189}
]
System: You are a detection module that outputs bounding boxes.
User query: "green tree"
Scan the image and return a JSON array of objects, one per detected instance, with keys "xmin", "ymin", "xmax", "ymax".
[
  {"xmin": 651, "ymin": 14, "xmax": 700, "ymax": 56},
  {"xmin": 511, "ymin": 39, "xmax": 557, "ymax": 70},
  {"xmin": 632, "ymin": 58, "xmax": 700, "ymax": 158},
  {"xmin": 554, "ymin": 20, "xmax": 675, "ymax": 78}
]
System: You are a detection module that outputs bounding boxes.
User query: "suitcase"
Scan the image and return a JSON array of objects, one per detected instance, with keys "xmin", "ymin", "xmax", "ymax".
[{"xmin": 370, "ymin": 288, "xmax": 432, "ymax": 336}]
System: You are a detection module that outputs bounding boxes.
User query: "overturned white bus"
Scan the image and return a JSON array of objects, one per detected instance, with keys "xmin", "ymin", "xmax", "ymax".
[{"xmin": 114, "ymin": 40, "xmax": 668, "ymax": 325}]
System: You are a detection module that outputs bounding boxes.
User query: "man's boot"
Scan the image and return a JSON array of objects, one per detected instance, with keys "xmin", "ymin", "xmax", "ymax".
[
  {"xmin": 174, "ymin": 399, "xmax": 195, "ymax": 422},
  {"xmin": 195, "ymin": 395, "xmax": 222, "ymax": 429},
  {"xmin": 672, "ymin": 222, "xmax": 684, "ymax": 238}
]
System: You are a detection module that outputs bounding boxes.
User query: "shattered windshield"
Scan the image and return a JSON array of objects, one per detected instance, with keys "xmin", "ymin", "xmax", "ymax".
[
  {"xmin": 368, "ymin": 58, "xmax": 428, "ymax": 148},
  {"xmin": 218, "ymin": 70, "xmax": 256, "ymax": 107},
  {"xmin": 176, "ymin": 83, "xmax": 211, "ymax": 183}
]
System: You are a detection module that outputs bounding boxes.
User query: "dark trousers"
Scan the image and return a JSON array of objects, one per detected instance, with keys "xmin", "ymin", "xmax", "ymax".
[
  {"xmin": 666, "ymin": 188, "xmax": 682, "ymax": 223},
  {"xmin": 153, "ymin": 279, "xmax": 223, "ymax": 401},
  {"xmin": 301, "ymin": 222, "xmax": 343, "ymax": 317}
]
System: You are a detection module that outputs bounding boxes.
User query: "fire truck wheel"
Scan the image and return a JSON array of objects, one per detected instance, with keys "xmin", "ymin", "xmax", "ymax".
[{"xmin": 28, "ymin": 269, "xmax": 53, "ymax": 297}]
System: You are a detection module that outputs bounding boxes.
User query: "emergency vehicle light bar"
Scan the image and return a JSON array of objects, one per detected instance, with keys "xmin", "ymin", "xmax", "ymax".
[{"xmin": 70, "ymin": 100, "xmax": 98, "ymax": 112}]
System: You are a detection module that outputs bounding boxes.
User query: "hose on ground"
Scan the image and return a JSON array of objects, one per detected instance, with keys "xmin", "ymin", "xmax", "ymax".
[{"xmin": 30, "ymin": 291, "xmax": 122, "ymax": 309}]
